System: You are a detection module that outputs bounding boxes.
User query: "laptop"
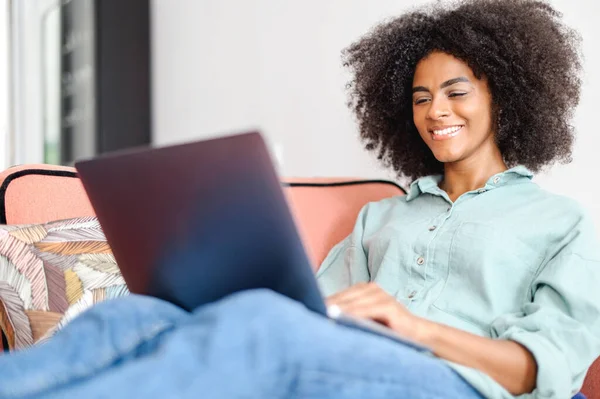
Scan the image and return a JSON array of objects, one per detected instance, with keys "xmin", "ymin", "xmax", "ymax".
[{"xmin": 75, "ymin": 131, "xmax": 429, "ymax": 352}]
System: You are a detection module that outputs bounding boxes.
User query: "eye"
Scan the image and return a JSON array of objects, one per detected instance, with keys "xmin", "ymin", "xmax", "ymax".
[
  {"xmin": 414, "ymin": 98, "xmax": 430, "ymax": 105},
  {"xmin": 448, "ymin": 92, "xmax": 467, "ymax": 98}
]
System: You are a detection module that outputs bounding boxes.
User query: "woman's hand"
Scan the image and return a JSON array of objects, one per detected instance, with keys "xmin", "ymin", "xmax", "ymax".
[
  {"xmin": 326, "ymin": 282, "xmax": 426, "ymax": 342},
  {"xmin": 327, "ymin": 283, "xmax": 537, "ymax": 395}
]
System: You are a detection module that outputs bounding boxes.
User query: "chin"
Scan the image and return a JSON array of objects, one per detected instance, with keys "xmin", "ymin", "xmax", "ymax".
[{"xmin": 431, "ymin": 151, "xmax": 463, "ymax": 164}]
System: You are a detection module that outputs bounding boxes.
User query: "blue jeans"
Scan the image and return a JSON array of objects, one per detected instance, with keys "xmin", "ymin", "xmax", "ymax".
[{"xmin": 0, "ymin": 290, "xmax": 483, "ymax": 399}]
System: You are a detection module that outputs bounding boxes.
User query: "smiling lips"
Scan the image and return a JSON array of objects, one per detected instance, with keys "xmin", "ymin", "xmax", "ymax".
[{"xmin": 429, "ymin": 125, "xmax": 464, "ymax": 141}]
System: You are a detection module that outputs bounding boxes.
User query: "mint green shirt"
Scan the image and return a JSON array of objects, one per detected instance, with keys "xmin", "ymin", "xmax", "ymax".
[{"xmin": 316, "ymin": 166, "xmax": 600, "ymax": 399}]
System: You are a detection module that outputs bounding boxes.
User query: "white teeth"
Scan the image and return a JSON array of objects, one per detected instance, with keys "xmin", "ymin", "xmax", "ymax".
[{"xmin": 432, "ymin": 126, "xmax": 462, "ymax": 135}]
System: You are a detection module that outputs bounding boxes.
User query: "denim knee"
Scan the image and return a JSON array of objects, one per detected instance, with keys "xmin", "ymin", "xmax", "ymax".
[
  {"xmin": 218, "ymin": 288, "xmax": 297, "ymax": 307},
  {"xmin": 209, "ymin": 289, "xmax": 317, "ymax": 325},
  {"xmin": 199, "ymin": 289, "xmax": 331, "ymax": 357}
]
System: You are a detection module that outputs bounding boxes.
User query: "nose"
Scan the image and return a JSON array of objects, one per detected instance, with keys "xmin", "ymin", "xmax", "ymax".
[{"xmin": 426, "ymin": 96, "xmax": 451, "ymax": 120}]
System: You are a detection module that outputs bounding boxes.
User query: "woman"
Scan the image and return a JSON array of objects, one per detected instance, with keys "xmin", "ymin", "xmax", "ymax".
[
  {"xmin": 0, "ymin": 0, "xmax": 597, "ymax": 398},
  {"xmin": 319, "ymin": 0, "xmax": 600, "ymax": 397}
]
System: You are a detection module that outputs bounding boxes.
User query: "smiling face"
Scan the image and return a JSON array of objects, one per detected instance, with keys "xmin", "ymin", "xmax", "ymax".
[{"xmin": 412, "ymin": 52, "xmax": 499, "ymax": 166}]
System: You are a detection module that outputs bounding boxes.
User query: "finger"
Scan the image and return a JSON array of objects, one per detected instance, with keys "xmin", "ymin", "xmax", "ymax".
[
  {"xmin": 338, "ymin": 294, "xmax": 392, "ymax": 314},
  {"xmin": 327, "ymin": 288, "xmax": 382, "ymax": 309},
  {"xmin": 342, "ymin": 301, "xmax": 396, "ymax": 328},
  {"xmin": 326, "ymin": 283, "xmax": 373, "ymax": 306},
  {"xmin": 327, "ymin": 283, "xmax": 388, "ymax": 308},
  {"xmin": 332, "ymin": 290, "xmax": 389, "ymax": 312}
]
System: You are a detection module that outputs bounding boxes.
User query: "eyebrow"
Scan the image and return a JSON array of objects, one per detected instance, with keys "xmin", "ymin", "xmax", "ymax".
[{"xmin": 412, "ymin": 77, "xmax": 470, "ymax": 94}]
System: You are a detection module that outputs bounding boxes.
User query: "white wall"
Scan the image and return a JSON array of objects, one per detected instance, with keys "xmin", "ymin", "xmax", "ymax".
[
  {"xmin": 532, "ymin": 0, "xmax": 600, "ymax": 231},
  {"xmin": 152, "ymin": 0, "xmax": 432, "ymax": 178},
  {"xmin": 152, "ymin": 0, "xmax": 600, "ymax": 230}
]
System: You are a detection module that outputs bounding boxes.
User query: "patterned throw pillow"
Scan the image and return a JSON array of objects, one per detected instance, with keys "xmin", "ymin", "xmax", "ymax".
[{"xmin": 0, "ymin": 216, "xmax": 129, "ymax": 351}]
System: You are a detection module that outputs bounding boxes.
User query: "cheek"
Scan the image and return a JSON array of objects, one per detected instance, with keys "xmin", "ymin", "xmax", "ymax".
[
  {"xmin": 471, "ymin": 109, "xmax": 493, "ymax": 135},
  {"xmin": 412, "ymin": 106, "xmax": 426, "ymax": 130},
  {"xmin": 459, "ymin": 102, "xmax": 492, "ymax": 133}
]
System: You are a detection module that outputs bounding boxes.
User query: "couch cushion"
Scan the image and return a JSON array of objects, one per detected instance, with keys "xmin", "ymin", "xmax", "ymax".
[
  {"xmin": 0, "ymin": 216, "xmax": 128, "ymax": 351},
  {"xmin": 284, "ymin": 178, "xmax": 406, "ymax": 269}
]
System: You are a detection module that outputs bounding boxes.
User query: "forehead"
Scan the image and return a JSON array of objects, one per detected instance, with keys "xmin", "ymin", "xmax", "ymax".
[{"xmin": 413, "ymin": 52, "xmax": 477, "ymax": 86}]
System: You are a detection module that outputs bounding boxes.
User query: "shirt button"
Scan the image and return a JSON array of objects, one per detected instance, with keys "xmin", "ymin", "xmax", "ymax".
[
  {"xmin": 493, "ymin": 176, "xmax": 500, "ymax": 184},
  {"xmin": 428, "ymin": 225, "xmax": 437, "ymax": 231},
  {"xmin": 408, "ymin": 291, "xmax": 417, "ymax": 299},
  {"xmin": 477, "ymin": 188, "xmax": 486, "ymax": 194},
  {"xmin": 416, "ymin": 256, "xmax": 425, "ymax": 265}
]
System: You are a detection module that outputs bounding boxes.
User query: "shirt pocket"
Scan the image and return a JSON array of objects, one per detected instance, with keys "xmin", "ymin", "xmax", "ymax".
[{"xmin": 432, "ymin": 221, "xmax": 540, "ymax": 329}]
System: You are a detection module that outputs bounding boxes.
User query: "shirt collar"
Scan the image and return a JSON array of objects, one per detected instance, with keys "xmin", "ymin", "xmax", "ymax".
[{"xmin": 406, "ymin": 165, "xmax": 534, "ymax": 202}]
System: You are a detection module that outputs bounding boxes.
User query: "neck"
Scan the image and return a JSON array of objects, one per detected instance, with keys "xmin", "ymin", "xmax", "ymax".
[{"xmin": 440, "ymin": 142, "xmax": 507, "ymax": 201}]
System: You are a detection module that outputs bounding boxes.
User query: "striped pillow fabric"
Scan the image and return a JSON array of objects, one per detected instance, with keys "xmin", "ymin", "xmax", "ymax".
[{"xmin": 0, "ymin": 216, "xmax": 129, "ymax": 351}]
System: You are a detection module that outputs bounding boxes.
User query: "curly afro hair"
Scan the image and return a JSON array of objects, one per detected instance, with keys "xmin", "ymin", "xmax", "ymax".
[{"xmin": 343, "ymin": 0, "xmax": 582, "ymax": 180}]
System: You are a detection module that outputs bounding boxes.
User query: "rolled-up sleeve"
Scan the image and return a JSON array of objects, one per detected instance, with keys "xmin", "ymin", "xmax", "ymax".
[
  {"xmin": 316, "ymin": 204, "xmax": 372, "ymax": 297},
  {"xmin": 491, "ymin": 211, "xmax": 600, "ymax": 398}
]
